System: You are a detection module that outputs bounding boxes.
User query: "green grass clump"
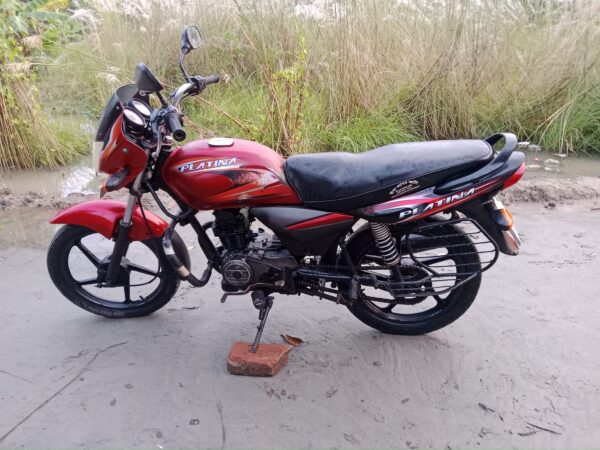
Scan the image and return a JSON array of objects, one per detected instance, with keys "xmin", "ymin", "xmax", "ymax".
[
  {"xmin": 321, "ymin": 112, "xmax": 419, "ymax": 154},
  {"xmin": 537, "ymin": 88, "xmax": 600, "ymax": 155}
]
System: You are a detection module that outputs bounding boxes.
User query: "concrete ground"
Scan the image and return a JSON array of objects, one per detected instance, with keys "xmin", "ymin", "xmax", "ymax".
[{"xmin": 0, "ymin": 200, "xmax": 599, "ymax": 449}]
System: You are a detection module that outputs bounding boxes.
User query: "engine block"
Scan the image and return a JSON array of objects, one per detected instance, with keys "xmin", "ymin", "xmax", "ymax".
[{"xmin": 221, "ymin": 229, "xmax": 297, "ymax": 291}]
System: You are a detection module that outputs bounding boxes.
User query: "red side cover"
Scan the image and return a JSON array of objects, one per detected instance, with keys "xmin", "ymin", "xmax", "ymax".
[
  {"xmin": 286, "ymin": 213, "xmax": 354, "ymax": 230},
  {"xmin": 49, "ymin": 200, "xmax": 168, "ymax": 241}
]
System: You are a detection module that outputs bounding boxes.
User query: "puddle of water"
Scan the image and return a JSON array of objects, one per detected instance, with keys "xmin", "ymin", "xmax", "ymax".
[
  {"xmin": 524, "ymin": 151, "xmax": 600, "ymax": 179},
  {"xmin": 0, "ymin": 208, "xmax": 56, "ymax": 249},
  {"xmin": 0, "ymin": 160, "xmax": 102, "ymax": 197}
]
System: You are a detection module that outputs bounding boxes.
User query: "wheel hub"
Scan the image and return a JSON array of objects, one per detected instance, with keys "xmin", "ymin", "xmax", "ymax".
[{"xmin": 96, "ymin": 257, "xmax": 131, "ymax": 287}]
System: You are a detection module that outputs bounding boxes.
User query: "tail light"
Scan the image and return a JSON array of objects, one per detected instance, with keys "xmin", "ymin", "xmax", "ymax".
[{"xmin": 502, "ymin": 163, "xmax": 526, "ymax": 190}]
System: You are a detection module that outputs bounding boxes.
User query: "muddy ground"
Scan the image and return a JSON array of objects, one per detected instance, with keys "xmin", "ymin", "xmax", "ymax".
[{"xmin": 0, "ymin": 179, "xmax": 600, "ymax": 448}]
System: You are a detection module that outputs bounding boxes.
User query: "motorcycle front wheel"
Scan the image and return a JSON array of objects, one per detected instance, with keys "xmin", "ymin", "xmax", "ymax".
[{"xmin": 47, "ymin": 225, "xmax": 181, "ymax": 318}]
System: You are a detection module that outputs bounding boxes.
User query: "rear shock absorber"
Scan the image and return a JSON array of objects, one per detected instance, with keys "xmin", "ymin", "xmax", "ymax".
[{"xmin": 369, "ymin": 222, "xmax": 400, "ymax": 266}]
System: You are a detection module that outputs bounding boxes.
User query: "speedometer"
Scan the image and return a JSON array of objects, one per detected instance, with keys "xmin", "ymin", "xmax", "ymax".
[
  {"xmin": 123, "ymin": 107, "xmax": 147, "ymax": 136},
  {"xmin": 129, "ymin": 99, "xmax": 152, "ymax": 118}
]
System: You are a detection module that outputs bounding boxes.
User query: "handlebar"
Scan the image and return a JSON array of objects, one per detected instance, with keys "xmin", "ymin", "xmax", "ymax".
[
  {"xmin": 164, "ymin": 109, "xmax": 186, "ymax": 142},
  {"xmin": 203, "ymin": 74, "xmax": 219, "ymax": 85},
  {"xmin": 162, "ymin": 74, "xmax": 219, "ymax": 141},
  {"xmin": 172, "ymin": 74, "xmax": 219, "ymax": 109}
]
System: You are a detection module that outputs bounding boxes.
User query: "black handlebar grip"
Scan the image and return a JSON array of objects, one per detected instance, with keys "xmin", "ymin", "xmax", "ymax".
[
  {"xmin": 172, "ymin": 128, "xmax": 186, "ymax": 142},
  {"xmin": 204, "ymin": 74, "xmax": 219, "ymax": 85},
  {"xmin": 166, "ymin": 111, "xmax": 186, "ymax": 142}
]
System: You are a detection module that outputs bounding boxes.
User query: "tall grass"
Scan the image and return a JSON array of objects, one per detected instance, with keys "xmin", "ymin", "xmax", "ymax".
[
  {"xmin": 41, "ymin": 0, "xmax": 600, "ymax": 155},
  {"xmin": 0, "ymin": 0, "xmax": 86, "ymax": 170},
  {"xmin": 0, "ymin": 71, "xmax": 83, "ymax": 170}
]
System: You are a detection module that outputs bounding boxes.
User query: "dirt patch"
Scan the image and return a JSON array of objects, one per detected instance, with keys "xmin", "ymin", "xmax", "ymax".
[
  {"xmin": 500, "ymin": 176, "xmax": 600, "ymax": 203},
  {"xmin": 0, "ymin": 188, "xmax": 177, "ymax": 211},
  {"xmin": 0, "ymin": 188, "xmax": 95, "ymax": 210}
]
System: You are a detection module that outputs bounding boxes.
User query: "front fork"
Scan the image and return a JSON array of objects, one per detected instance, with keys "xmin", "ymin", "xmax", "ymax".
[{"xmin": 104, "ymin": 172, "xmax": 144, "ymax": 285}]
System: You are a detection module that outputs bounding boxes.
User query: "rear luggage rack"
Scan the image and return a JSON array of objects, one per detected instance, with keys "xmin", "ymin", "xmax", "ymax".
[
  {"xmin": 369, "ymin": 217, "xmax": 499, "ymax": 299},
  {"xmin": 435, "ymin": 132, "xmax": 519, "ymax": 194}
]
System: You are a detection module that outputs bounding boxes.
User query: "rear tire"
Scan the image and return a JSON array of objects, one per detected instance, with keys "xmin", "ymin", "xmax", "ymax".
[
  {"xmin": 48, "ymin": 225, "xmax": 181, "ymax": 318},
  {"xmin": 344, "ymin": 221, "xmax": 481, "ymax": 335}
]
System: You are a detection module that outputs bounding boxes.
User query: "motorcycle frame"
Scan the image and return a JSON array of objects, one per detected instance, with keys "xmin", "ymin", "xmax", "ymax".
[{"xmin": 52, "ymin": 51, "xmax": 526, "ymax": 288}]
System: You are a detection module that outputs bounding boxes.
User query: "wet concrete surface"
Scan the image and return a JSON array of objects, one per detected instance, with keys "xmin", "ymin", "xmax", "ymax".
[{"xmin": 0, "ymin": 201, "xmax": 599, "ymax": 448}]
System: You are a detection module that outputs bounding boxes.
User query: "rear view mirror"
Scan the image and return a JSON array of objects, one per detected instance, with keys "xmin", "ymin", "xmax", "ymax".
[
  {"xmin": 181, "ymin": 26, "xmax": 202, "ymax": 54},
  {"xmin": 134, "ymin": 63, "xmax": 163, "ymax": 93}
]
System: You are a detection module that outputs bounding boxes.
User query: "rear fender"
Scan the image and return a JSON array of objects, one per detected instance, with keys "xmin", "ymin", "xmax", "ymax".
[
  {"xmin": 457, "ymin": 197, "xmax": 518, "ymax": 255},
  {"xmin": 49, "ymin": 199, "xmax": 168, "ymax": 241}
]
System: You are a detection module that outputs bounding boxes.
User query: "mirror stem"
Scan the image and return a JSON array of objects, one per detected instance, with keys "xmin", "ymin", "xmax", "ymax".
[
  {"xmin": 179, "ymin": 53, "xmax": 191, "ymax": 83},
  {"xmin": 156, "ymin": 91, "xmax": 168, "ymax": 107}
]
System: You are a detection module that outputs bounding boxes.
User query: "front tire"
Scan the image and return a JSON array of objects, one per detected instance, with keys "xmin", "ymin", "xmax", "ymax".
[
  {"xmin": 344, "ymin": 220, "xmax": 482, "ymax": 335},
  {"xmin": 48, "ymin": 225, "xmax": 181, "ymax": 318}
]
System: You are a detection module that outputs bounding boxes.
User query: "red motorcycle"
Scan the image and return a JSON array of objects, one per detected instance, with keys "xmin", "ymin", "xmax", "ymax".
[{"xmin": 48, "ymin": 27, "xmax": 525, "ymax": 351}]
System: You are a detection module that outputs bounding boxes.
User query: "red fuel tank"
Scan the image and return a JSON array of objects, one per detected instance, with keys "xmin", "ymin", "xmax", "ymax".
[{"xmin": 162, "ymin": 138, "xmax": 302, "ymax": 210}]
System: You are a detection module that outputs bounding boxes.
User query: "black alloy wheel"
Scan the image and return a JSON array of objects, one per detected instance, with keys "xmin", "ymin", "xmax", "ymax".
[
  {"xmin": 343, "ymin": 221, "xmax": 482, "ymax": 335},
  {"xmin": 47, "ymin": 225, "xmax": 181, "ymax": 318}
]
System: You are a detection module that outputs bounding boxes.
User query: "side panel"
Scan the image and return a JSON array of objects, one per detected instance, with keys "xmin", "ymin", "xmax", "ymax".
[
  {"xmin": 50, "ymin": 200, "xmax": 168, "ymax": 241},
  {"xmin": 162, "ymin": 139, "xmax": 301, "ymax": 210},
  {"xmin": 251, "ymin": 207, "xmax": 356, "ymax": 256},
  {"xmin": 359, "ymin": 154, "xmax": 526, "ymax": 224},
  {"xmin": 358, "ymin": 179, "xmax": 502, "ymax": 223}
]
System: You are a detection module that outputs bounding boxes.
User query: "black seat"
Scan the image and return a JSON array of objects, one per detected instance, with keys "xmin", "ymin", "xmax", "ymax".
[{"xmin": 285, "ymin": 139, "xmax": 493, "ymax": 211}]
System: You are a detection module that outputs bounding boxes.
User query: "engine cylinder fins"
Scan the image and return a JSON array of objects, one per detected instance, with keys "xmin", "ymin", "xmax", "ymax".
[
  {"xmin": 369, "ymin": 222, "xmax": 401, "ymax": 266},
  {"xmin": 212, "ymin": 210, "xmax": 251, "ymax": 252}
]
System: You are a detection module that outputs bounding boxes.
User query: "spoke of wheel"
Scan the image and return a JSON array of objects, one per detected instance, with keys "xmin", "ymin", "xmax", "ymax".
[
  {"xmin": 382, "ymin": 303, "xmax": 396, "ymax": 313},
  {"xmin": 76, "ymin": 277, "xmax": 98, "ymax": 286},
  {"xmin": 419, "ymin": 254, "xmax": 453, "ymax": 265},
  {"xmin": 75, "ymin": 240, "xmax": 100, "ymax": 267},
  {"xmin": 434, "ymin": 294, "xmax": 447, "ymax": 306},
  {"xmin": 124, "ymin": 280, "xmax": 131, "ymax": 304},
  {"xmin": 127, "ymin": 262, "xmax": 163, "ymax": 278}
]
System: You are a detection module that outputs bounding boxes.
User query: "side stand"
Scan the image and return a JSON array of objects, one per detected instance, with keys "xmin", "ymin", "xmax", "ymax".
[{"xmin": 250, "ymin": 291, "xmax": 274, "ymax": 353}]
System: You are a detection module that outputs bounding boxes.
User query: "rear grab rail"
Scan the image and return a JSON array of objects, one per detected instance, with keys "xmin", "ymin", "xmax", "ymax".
[{"xmin": 485, "ymin": 132, "xmax": 517, "ymax": 165}]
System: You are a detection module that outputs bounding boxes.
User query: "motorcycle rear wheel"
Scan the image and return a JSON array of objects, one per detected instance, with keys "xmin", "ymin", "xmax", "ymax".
[
  {"xmin": 344, "ymin": 221, "xmax": 482, "ymax": 335},
  {"xmin": 47, "ymin": 225, "xmax": 180, "ymax": 318}
]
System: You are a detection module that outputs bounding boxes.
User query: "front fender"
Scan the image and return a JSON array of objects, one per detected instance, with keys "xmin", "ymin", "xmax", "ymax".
[{"xmin": 50, "ymin": 199, "xmax": 168, "ymax": 241}]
